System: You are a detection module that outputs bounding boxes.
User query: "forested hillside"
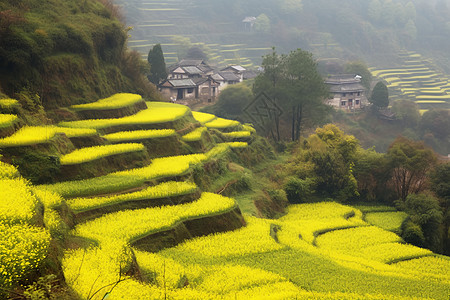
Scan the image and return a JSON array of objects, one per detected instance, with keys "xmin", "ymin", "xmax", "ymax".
[
  {"xmin": 0, "ymin": 0, "xmax": 161, "ymax": 114},
  {"xmin": 118, "ymin": 0, "xmax": 450, "ymax": 71}
]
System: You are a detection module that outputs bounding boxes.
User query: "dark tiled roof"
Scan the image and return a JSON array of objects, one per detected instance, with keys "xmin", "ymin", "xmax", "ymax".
[
  {"xmin": 167, "ymin": 79, "xmax": 196, "ymax": 88},
  {"xmin": 328, "ymin": 82, "xmax": 365, "ymax": 93},
  {"xmin": 217, "ymin": 71, "xmax": 240, "ymax": 82},
  {"xmin": 182, "ymin": 66, "xmax": 202, "ymax": 75},
  {"xmin": 221, "ymin": 65, "xmax": 246, "ymax": 73}
]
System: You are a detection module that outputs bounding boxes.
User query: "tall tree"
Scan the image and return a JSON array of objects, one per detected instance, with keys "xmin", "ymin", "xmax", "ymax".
[
  {"xmin": 387, "ymin": 137, "xmax": 437, "ymax": 201},
  {"xmin": 253, "ymin": 48, "xmax": 329, "ymax": 141},
  {"xmin": 147, "ymin": 44, "xmax": 167, "ymax": 85},
  {"xmin": 370, "ymin": 81, "xmax": 389, "ymax": 108}
]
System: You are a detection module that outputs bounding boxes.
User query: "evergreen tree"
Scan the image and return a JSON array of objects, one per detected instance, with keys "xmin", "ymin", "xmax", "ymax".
[
  {"xmin": 370, "ymin": 81, "xmax": 389, "ymax": 108},
  {"xmin": 147, "ymin": 44, "xmax": 167, "ymax": 85}
]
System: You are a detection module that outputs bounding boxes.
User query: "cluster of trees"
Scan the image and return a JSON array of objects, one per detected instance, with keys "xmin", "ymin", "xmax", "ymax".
[
  {"xmin": 212, "ymin": 48, "xmax": 330, "ymax": 142},
  {"xmin": 283, "ymin": 124, "xmax": 449, "ymax": 254}
]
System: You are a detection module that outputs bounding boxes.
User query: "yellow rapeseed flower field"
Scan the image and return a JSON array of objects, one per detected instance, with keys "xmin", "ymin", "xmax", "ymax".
[
  {"xmin": 102, "ymin": 129, "xmax": 176, "ymax": 142},
  {"xmin": 59, "ymin": 143, "xmax": 145, "ymax": 165},
  {"xmin": 69, "ymin": 93, "xmax": 143, "ymax": 111}
]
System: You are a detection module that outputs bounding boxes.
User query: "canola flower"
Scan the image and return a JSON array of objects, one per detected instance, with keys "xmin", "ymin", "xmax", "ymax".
[
  {"xmin": 0, "ymin": 98, "xmax": 19, "ymax": 109},
  {"xmin": 226, "ymin": 141, "xmax": 248, "ymax": 148},
  {"xmin": 59, "ymin": 143, "xmax": 145, "ymax": 165},
  {"xmin": 0, "ymin": 178, "xmax": 38, "ymax": 225},
  {"xmin": 171, "ymin": 216, "xmax": 284, "ymax": 257},
  {"xmin": 53, "ymin": 126, "xmax": 97, "ymax": 138},
  {"xmin": 0, "ymin": 114, "xmax": 18, "ymax": 129},
  {"xmin": 69, "ymin": 93, "xmax": 143, "ymax": 111},
  {"xmin": 102, "ymin": 129, "xmax": 176, "ymax": 142},
  {"xmin": 394, "ymin": 256, "xmax": 450, "ymax": 281},
  {"xmin": 0, "ymin": 126, "xmax": 57, "ymax": 147},
  {"xmin": 315, "ymin": 226, "xmax": 404, "ymax": 252},
  {"xmin": 59, "ymin": 102, "xmax": 190, "ymax": 129},
  {"xmin": 0, "ymin": 160, "xmax": 20, "ymax": 179},
  {"xmin": 191, "ymin": 111, "xmax": 216, "ymax": 123},
  {"xmin": 205, "ymin": 117, "xmax": 240, "ymax": 129},
  {"xmin": 67, "ymin": 181, "xmax": 198, "ymax": 212},
  {"xmin": 181, "ymin": 126, "xmax": 207, "ymax": 142},
  {"xmin": 38, "ymin": 153, "xmax": 207, "ymax": 197},
  {"xmin": 222, "ymin": 131, "xmax": 252, "ymax": 139},
  {"xmin": 0, "ymin": 221, "xmax": 50, "ymax": 290},
  {"xmin": 365, "ymin": 211, "xmax": 408, "ymax": 232},
  {"xmin": 73, "ymin": 192, "xmax": 236, "ymax": 247}
]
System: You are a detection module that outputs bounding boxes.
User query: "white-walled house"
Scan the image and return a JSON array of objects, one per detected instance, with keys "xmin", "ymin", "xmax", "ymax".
[{"xmin": 325, "ymin": 75, "xmax": 367, "ymax": 110}]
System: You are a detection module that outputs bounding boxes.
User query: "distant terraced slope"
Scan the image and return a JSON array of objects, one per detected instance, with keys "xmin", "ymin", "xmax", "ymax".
[{"xmin": 370, "ymin": 51, "xmax": 450, "ymax": 113}]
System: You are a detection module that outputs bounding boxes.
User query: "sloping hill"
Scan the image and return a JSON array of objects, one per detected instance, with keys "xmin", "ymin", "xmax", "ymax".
[{"xmin": 1, "ymin": 95, "xmax": 449, "ymax": 299}]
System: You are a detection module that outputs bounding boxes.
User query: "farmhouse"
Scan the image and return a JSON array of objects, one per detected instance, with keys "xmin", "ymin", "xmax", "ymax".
[
  {"xmin": 325, "ymin": 74, "xmax": 367, "ymax": 110},
  {"xmin": 160, "ymin": 59, "xmax": 249, "ymax": 103}
]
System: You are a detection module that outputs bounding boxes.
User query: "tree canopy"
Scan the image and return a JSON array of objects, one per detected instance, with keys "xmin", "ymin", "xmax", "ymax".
[
  {"xmin": 214, "ymin": 83, "xmax": 252, "ymax": 120},
  {"xmin": 147, "ymin": 44, "xmax": 167, "ymax": 85},
  {"xmin": 387, "ymin": 136, "xmax": 437, "ymax": 201},
  {"xmin": 370, "ymin": 81, "xmax": 389, "ymax": 108},
  {"xmin": 253, "ymin": 48, "xmax": 329, "ymax": 141}
]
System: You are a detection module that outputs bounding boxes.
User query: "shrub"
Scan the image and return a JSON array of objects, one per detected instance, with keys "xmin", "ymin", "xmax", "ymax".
[
  {"xmin": 284, "ymin": 177, "xmax": 315, "ymax": 203},
  {"xmin": 401, "ymin": 220, "xmax": 425, "ymax": 247}
]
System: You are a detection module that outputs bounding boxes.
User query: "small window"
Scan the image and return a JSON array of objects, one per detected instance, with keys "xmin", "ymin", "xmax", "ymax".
[
  {"xmin": 356, "ymin": 100, "xmax": 360, "ymax": 105},
  {"xmin": 341, "ymin": 101, "xmax": 346, "ymax": 106},
  {"xmin": 187, "ymin": 88, "xmax": 194, "ymax": 94},
  {"xmin": 357, "ymin": 92, "xmax": 361, "ymax": 96}
]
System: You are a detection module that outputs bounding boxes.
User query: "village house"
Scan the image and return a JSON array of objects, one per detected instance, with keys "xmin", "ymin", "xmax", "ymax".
[
  {"xmin": 325, "ymin": 74, "xmax": 367, "ymax": 110},
  {"xmin": 160, "ymin": 59, "xmax": 250, "ymax": 103}
]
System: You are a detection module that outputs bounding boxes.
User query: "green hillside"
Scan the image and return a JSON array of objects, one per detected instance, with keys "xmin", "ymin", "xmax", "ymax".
[
  {"xmin": 1, "ymin": 94, "xmax": 449, "ymax": 299},
  {"xmin": 0, "ymin": 0, "xmax": 161, "ymax": 113},
  {"xmin": 1, "ymin": 1, "xmax": 449, "ymax": 299}
]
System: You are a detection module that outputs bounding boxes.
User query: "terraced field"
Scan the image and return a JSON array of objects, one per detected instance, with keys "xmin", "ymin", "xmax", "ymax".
[
  {"xmin": 370, "ymin": 51, "xmax": 450, "ymax": 113},
  {"xmin": 116, "ymin": 0, "xmax": 274, "ymax": 67},
  {"xmin": 1, "ymin": 94, "xmax": 449, "ymax": 299}
]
